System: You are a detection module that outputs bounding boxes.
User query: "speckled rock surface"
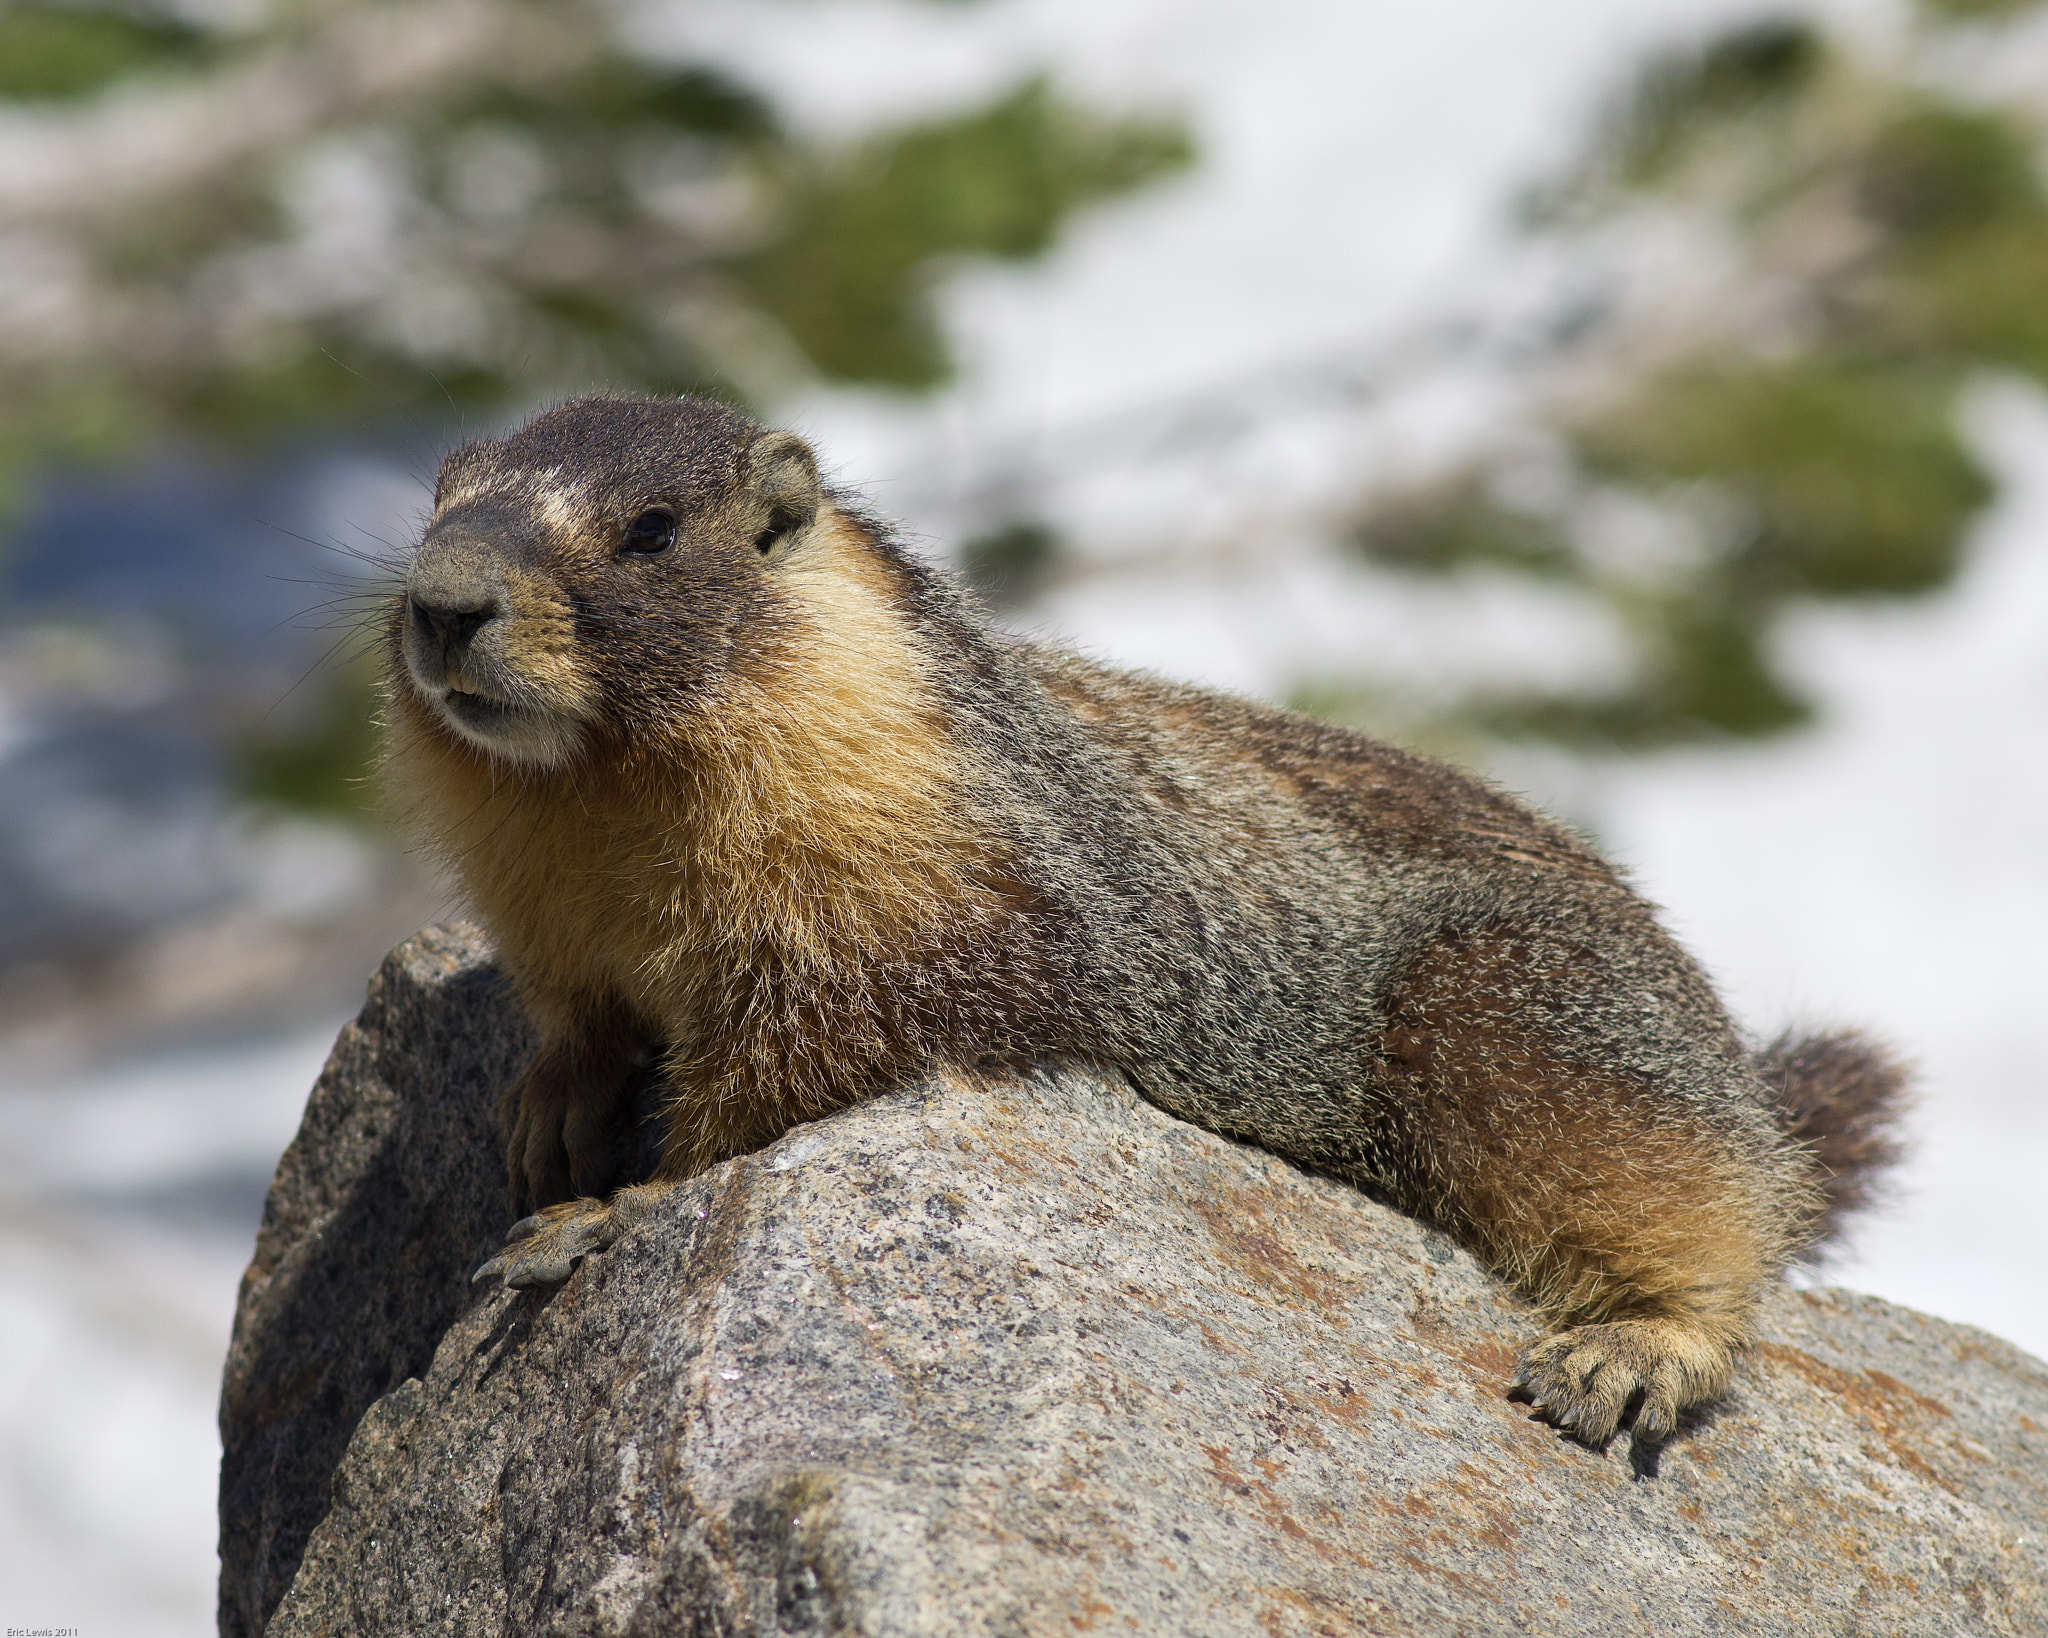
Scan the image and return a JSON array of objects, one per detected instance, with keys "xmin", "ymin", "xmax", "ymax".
[
  {"xmin": 217, "ymin": 924, "xmax": 532, "ymax": 1638},
  {"xmin": 223, "ymin": 926, "xmax": 2048, "ymax": 1637}
]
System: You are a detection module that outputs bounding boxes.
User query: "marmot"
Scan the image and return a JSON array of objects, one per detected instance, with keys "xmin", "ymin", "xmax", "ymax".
[{"xmin": 384, "ymin": 393, "xmax": 1906, "ymax": 1451}]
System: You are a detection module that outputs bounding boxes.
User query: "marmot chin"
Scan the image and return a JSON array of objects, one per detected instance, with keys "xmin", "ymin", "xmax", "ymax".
[{"xmin": 384, "ymin": 392, "xmax": 1906, "ymax": 1451}]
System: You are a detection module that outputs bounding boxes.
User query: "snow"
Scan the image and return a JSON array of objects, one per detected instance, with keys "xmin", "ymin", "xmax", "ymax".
[{"xmin": 0, "ymin": 1025, "xmax": 342, "ymax": 1634}]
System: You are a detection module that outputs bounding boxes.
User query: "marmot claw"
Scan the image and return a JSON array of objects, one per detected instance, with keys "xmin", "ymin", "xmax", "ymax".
[
  {"xmin": 1510, "ymin": 1320, "xmax": 1732, "ymax": 1450},
  {"xmin": 472, "ymin": 1183, "xmax": 669, "ymax": 1289},
  {"xmin": 473, "ymin": 1197, "xmax": 620, "ymax": 1289}
]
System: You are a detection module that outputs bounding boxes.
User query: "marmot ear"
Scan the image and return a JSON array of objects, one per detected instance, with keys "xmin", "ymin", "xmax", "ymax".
[{"xmin": 743, "ymin": 430, "xmax": 821, "ymax": 527}]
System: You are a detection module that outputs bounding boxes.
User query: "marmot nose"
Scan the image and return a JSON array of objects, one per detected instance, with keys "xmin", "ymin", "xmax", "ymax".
[
  {"xmin": 409, "ymin": 591, "xmax": 497, "ymax": 651},
  {"xmin": 407, "ymin": 532, "xmax": 508, "ymax": 664}
]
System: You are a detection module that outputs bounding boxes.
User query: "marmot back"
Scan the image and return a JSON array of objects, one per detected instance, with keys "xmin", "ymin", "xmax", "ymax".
[{"xmin": 384, "ymin": 392, "xmax": 1908, "ymax": 1454}]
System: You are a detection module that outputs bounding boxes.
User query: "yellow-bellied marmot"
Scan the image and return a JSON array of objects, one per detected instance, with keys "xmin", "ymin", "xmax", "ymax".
[{"xmin": 383, "ymin": 393, "xmax": 1907, "ymax": 1451}]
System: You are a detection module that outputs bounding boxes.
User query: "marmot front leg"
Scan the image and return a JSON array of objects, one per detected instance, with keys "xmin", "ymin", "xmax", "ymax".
[
  {"xmin": 478, "ymin": 1050, "xmax": 774, "ymax": 1290},
  {"xmin": 500, "ymin": 998, "xmax": 657, "ymax": 1213}
]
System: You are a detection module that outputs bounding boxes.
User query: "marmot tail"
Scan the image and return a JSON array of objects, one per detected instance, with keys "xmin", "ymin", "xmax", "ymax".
[{"xmin": 1756, "ymin": 1030, "xmax": 1912, "ymax": 1253}]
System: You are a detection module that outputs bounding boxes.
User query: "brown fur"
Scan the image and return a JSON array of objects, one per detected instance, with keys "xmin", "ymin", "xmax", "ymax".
[
  {"xmin": 390, "ymin": 393, "xmax": 1909, "ymax": 1452},
  {"xmin": 1756, "ymin": 1029, "xmax": 1913, "ymax": 1246},
  {"xmin": 386, "ymin": 508, "xmax": 1010, "ymax": 1179}
]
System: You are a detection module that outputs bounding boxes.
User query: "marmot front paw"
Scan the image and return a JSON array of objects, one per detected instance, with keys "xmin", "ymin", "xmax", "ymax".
[
  {"xmin": 1510, "ymin": 1318, "xmax": 1738, "ymax": 1449},
  {"xmin": 472, "ymin": 1184, "xmax": 668, "ymax": 1289}
]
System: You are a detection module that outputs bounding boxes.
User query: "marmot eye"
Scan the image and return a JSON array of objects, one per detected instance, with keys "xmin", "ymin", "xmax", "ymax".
[{"xmin": 622, "ymin": 510, "xmax": 675, "ymax": 555}]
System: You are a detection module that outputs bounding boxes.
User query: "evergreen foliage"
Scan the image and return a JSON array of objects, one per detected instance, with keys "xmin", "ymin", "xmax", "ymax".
[
  {"xmin": 0, "ymin": 0, "xmax": 1190, "ymax": 817},
  {"xmin": 0, "ymin": 0, "xmax": 1190, "ymax": 490},
  {"xmin": 1916, "ymin": 0, "xmax": 2036, "ymax": 19},
  {"xmin": 236, "ymin": 661, "xmax": 386, "ymax": 818},
  {"xmin": 959, "ymin": 517, "xmax": 1061, "ymax": 606},
  {"xmin": 737, "ymin": 78, "xmax": 1190, "ymax": 387},
  {"xmin": 1353, "ymin": 5, "xmax": 2048, "ymax": 749},
  {"xmin": 0, "ymin": 3, "xmax": 212, "ymax": 100}
]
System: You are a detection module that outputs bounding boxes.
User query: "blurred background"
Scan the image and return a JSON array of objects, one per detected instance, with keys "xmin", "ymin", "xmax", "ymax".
[{"xmin": 0, "ymin": 0, "xmax": 2043, "ymax": 1627}]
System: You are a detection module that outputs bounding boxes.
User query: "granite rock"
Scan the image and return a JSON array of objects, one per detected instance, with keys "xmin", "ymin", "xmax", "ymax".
[{"xmin": 221, "ymin": 925, "xmax": 2048, "ymax": 1636}]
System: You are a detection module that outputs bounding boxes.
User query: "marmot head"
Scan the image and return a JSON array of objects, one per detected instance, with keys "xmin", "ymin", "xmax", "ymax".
[{"xmin": 392, "ymin": 394, "xmax": 827, "ymax": 767}]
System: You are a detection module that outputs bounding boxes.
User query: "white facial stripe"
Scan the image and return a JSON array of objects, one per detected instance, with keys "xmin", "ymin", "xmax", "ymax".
[
  {"xmin": 533, "ymin": 484, "xmax": 584, "ymax": 538},
  {"xmin": 436, "ymin": 466, "xmax": 589, "ymax": 532},
  {"xmin": 437, "ymin": 469, "xmax": 522, "ymax": 509}
]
